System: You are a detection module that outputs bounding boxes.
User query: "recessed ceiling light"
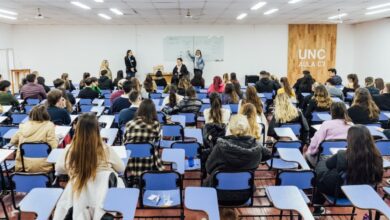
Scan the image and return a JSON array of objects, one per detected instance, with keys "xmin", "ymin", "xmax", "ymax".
[
  {"xmin": 110, "ymin": 8, "xmax": 123, "ymax": 15},
  {"xmin": 365, "ymin": 8, "xmax": 390, "ymax": 15},
  {"xmin": 71, "ymin": 1, "xmax": 91, "ymax": 10},
  {"xmin": 98, "ymin": 13, "xmax": 112, "ymax": 20},
  {"xmin": 328, "ymin": 13, "xmax": 348, "ymax": 20},
  {"xmin": 0, "ymin": 14, "xmax": 17, "ymax": 20},
  {"xmin": 251, "ymin": 2, "xmax": 267, "ymax": 10},
  {"xmin": 95, "ymin": 0, "xmax": 104, "ymax": 2},
  {"xmin": 0, "ymin": 9, "xmax": 18, "ymax": 16},
  {"xmin": 264, "ymin": 8, "xmax": 279, "ymax": 15},
  {"xmin": 367, "ymin": 2, "xmax": 390, "ymax": 10},
  {"xmin": 236, "ymin": 13, "xmax": 248, "ymax": 20},
  {"xmin": 288, "ymin": 0, "xmax": 302, "ymax": 4}
]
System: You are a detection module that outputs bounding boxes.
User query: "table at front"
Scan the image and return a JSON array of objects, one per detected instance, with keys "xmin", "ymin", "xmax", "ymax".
[
  {"xmin": 149, "ymin": 73, "xmax": 173, "ymax": 83},
  {"xmin": 266, "ymin": 186, "xmax": 314, "ymax": 220},
  {"xmin": 342, "ymin": 185, "xmax": 390, "ymax": 219},
  {"xmin": 277, "ymin": 148, "xmax": 310, "ymax": 170},
  {"xmin": 185, "ymin": 187, "xmax": 220, "ymax": 220}
]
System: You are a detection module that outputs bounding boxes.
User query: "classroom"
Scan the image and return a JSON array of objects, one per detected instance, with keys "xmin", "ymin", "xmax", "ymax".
[{"xmin": 0, "ymin": 0, "xmax": 390, "ymax": 219}]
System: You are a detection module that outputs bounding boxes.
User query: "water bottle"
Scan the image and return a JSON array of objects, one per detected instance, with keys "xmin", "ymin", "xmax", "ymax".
[{"xmin": 188, "ymin": 157, "xmax": 194, "ymax": 168}]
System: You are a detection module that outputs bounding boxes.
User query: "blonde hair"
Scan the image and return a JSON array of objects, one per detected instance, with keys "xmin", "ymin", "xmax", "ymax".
[
  {"xmin": 100, "ymin": 60, "xmax": 109, "ymax": 70},
  {"xmin": 239, "ymin": 103, "xmax": 261, "ymax": 140},
  {"xmin": 223, "ymin": 73, "xmax": 230, "ymax": 84},
  {"xmin": 313, "ymin": 84, "xmax": 332, "ymax": 109},
  {"xmin": 274, "ymin": 93, "xmax": 299, "ymax": 123},
  {"xmin": 229, "ymin": 114, "xmax": 250, "ymax": 136}
]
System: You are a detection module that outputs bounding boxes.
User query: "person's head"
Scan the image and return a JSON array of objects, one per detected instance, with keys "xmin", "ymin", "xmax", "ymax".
[
  {"xmin": 384, "ymin": 82, "xmax": 390, "ymax": 94},
  {"xmin": 374, "ymin": 78, "xmax": 385, "ymax": 91},
  {"xmin": 126, "ymin": 50, "xmax": 133, "ymax": 57},
  {"xmin": 117, "ymin": 79, "xmax": 127, "ymax": 90},
  {"xmin": 66, "ymin": 113, "xmax": 106, "ymax": 196},
  {"xmin": 259, "ymin": 70, "xmax": 270, "ymax": 79},
  {"xmin": 230, "ymin": 72, "xmax": 238, "ymax": 83},
  {"xmin": 325, "ymin": 78, "xmax": 336, "ymax": 86},
  {"xmin": 346, "ymin": 125, "xmax": 383, "ymax": 185},
  {"xmin": 168, "ymin": 84, "xmax": 178, "ymax": 107},
  {"xmin": 0, "ymin": 80, "xmax": 11, "ymax": 92},
  {"xmin": 311, "ymin": 82, "xmax": 320, "ymax": 92},
  {"xmin": 185, "ymin": 86, "xmax": 197, "ymax": 98},
  {"xmin": 220, "ymin": 208, "xmax": 238, "ymax": 220},
  {"xmin": 224, "ymin": 83, "xmax": 239, "ymax": 103},
  {"xmin": 26, "ymin": 73, "xmax": 37, "ymax": 83},
  {"xmin": 280, "ymin": 77, "xmax": 294, "ymax": 97},
  {"xmin": 61, "ymin": 73, "xmax": 69, "ymax": 81},
  {"xmin": 116, "ymin": 70, "xmax": 124, "ymax": 79},
  {"xmin": 365, "ymin": 77, "xmax": 375, "ymax": 87},
  {"xmin": 84, "ymin": 77, "xmax": 93, "ymax": 87},
  {"xmin": 90, "ymin": 77, "xmax": 98, "ymax": 86},
  {"xmin": 313, "ymin": 84, "xmax": 332, "ymax": 109},
  {"xmin": 328, "ymin": 68, "xmax": 337, "ymax": 77},
  {"xmin": 239, "ymin": 103, "xmax": 260, "ymax": 140},
  {"xmin": 195, "ymin": 49, "xmax": 202, "ymax": 57},
  {"xmin": 178, "ymin": 77, "xmax": 191, "ymax": 89},
  {"xmin": 130, "ymin": 77, "xmax": 141, "ymax": 91},
  {"xmin": 83, "ymin": 72, "xmax": 90, "ymax": 80},
  {"xmin": 53, "ymin": 79, "xmax": 65, "ymax": 89},
  {"xmin": 176, "ymin": 58, "xmax": 183, "ymax": 66},
  {"xmin": 37, "ymin": 76, "xmax": 45, "ymax": 86},
  {"xmin": 347, "ymin": 74, "xmax": 359, "ymax": 89},
  {"xmin": 209, "ymin": 92, "xmax": 222, "ymax": 124},
  {"xmin": 213, "ymin": 76, "xmax": 223, "ymax": 90},
  {"xmin": 223, "ymin": 73, "xmax": 229, "ymax": 83},
  {"xmin": 229, "ymin": 114, "xmax": 250, "ymax": 137},
  {"xmin": 100, "ymin": 59, "xmax": 109, "ymax": 68},
  {"xmin": 129, "ymin": 90, "xmax": 141, "ymax": 105},
  {"xmin": 245, "ymin": 86, "xmax": 263, "ymax": 115},
  {"xmin": 352, "ymin": 88, "xmax": 380, "ymax": 120},
  {"xmin": 330, "ymin": 102, "xmax": 351, "ymax": 123},
  {"xmin": 29, "ymin": 105, "xmax": 50, "ymax": 122},
  {"xmin": 47, "ymin": 89, "xmax": 65, "ymax": 108},
  {"xmin": 101, "ymin": 69, "xmax": 108, "ymax": 76},
  {"xmin": 274, "ymin": 93, "xmax": 299, "ymax": 123},
  {"xmin": 302, "ymin": 70, "xmax": 311, "ymax": 76},
  {"xmin": 136, "ymin": 99, "xmax": 158, "ymax": 124},
  {"xmin": 156, "ymin": 70, "xmax": 163, "ymax": 77},
  {"xmin": 122, "ymin": 80, "xmax": 132, "ymax": 94},
  {"xmin": 143, "ymin": 75, "xmax": 155, "ymax": 92}
]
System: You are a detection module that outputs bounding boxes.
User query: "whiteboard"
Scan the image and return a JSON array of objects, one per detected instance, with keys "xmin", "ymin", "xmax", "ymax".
[{"xmin": 163, "ymin": 36, "xmax": 224, "ymax": 62}]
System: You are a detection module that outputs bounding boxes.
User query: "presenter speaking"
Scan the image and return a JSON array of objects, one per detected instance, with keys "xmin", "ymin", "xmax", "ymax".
[
  {"xmin": 124, "ymin": 50, "xmax": 137, "ymax": 78},
  {"xmin": 187, "ymin": 49, "xmax": 205, "ymax": 76}
]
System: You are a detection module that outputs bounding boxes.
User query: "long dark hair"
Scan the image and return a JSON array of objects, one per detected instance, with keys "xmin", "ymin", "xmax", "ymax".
[
  {"xmin": 136, "ymin": 99, "xmax": 158, "ymax": 124},
  {"xmin": 347, "ymin": 74, "xmax": 360, "ymax": 90},
  {"xmin": 244, "ymin": 86, "xmax": 263, "ymax": 115},
  {"xmin": 143, "ymin": 75, "xmax": 154, "ymax": 92},
  {"xmin": 375, "ymin": 78, "xmax": 384, "ymax": 91},
  {"xmin": 168, "ymin": 85, "xmax": 178, "ymax": 108},
  {"xmin": 126, "ymin": 50, "xmax": 132, "ymax": 57},
  {"xmin": 330, "ymin": 102, "xmax": 351, "ymax": 124},
  {"xmin": 299, "ymin": 70, "xmax": 315, "ymax": 92},
  {"xmin": 209, "ymin": 92, "xmax": 222, "ymax": 124},
  {"xmin": 116, "ymin": 70, "xmax": 124, "ymax": 80},
  {"xmin": 346, "ymin": 125, "xmax": 383, "ymax": 184},
  {"xmin": 352, "ymin": 88, "xmax": 380, "ymax": 120},
  {"xmin": 224, "ymin": 83, "xmax": 239, "ymax": 103}
]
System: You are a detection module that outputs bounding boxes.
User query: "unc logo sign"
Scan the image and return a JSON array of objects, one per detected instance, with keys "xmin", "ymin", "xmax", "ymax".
[{"xmin": 298, "ymin": 49, "xmax": 326, "ymax": 67}]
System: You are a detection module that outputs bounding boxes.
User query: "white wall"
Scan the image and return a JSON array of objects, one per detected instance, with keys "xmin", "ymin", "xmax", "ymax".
[
  {"xmin": 11, "ymin": 24, "xmax": 288, "ymax": 84},
  {"xmin": 0, "ymin": 23, "xmax": 12, "ymax": 49}
]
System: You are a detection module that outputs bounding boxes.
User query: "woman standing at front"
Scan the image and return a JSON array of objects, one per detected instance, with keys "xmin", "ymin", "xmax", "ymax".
[
  {"xmin": 124, "ymin": 50, "xmax": 137, "ymax": 78},
  {"xmin": 100, "ymin": 60, "xmax": 112, "ymax": 79},
  {"xmin": 188, "ymin": 49, "xmax": 205, "ymax": 76}
]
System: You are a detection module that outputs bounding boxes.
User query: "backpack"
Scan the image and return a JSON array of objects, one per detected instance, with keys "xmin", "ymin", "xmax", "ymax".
[{"xmin": 202, "ymin": 123, "xmax": 226, "ymax": 162}]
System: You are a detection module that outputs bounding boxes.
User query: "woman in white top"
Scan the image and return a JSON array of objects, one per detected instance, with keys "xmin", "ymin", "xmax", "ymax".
[
  {"xmin": 54, "ymin": 113, "xmax": 125, "ymax": 220},
  {"xmin": 204, "ymin": 92, "xmax": 231, "ymax": 124}
]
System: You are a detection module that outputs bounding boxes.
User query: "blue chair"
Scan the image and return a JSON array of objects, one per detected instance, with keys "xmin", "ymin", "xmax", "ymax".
[
  {"xmin": 171, "ymin": 142, "xmax": 201, "ymax": 170},
  {"xmin": 157, "ymin": 112, "xmax": 166, "ymax": 123},
  {"xmin": 376, "ymin": 140, "xmax": 390, "ymax": 156},
  {"xmin": 319, "ymin": 139, "xmax": 347, "ymax": 156},
  {"xmin": 229, "ymin": 104, "xmax": 239, "ymax": 114},
  {"xmin": 266, "ymin": 141, "xmax": 302, "ymax": 170},
  {"xmin": 11, "ymin": 114, "xmax": 28, "ymax": 125},
  {"xmin": 276, "ymin": 170, "xmax": 315, "ymax": 204},
  {"xmin": 25, "ymin": 99, "xmax": 40, "ymax": 105},
  {"xmin": 160, "ymin": 124, "xmax": 184, "ymax": 148},
  {"xmin": 157, "ymin": 86, "xmax": 165, "ymax": 90},
  {"xmin": 20, "ymin": 143, "xmax": 52, "ymax": 172},
  {"xmin": 101, "ymin": 90, "xmax": 111, "ymax": 95},
  {"xmin": 178, "ymin": 113, "xmax": 197, "ymax": 126},
  {"xmin": 212, "ymin": 171, "xmax": 254, "ymax": 206},
  {"xmin": 80, "ymin": 105, "xmax": 93, "ymax": 112},
  {"xmin": 262, "ymin": 92, "xmax": 273, "ymax": 101},
  {"xmin": 199, "ymin": 103, "xmax": 211, "ymax": 113},
  {"xmin": 197, "ymin": 93, "xmax": 208, "ymax": 99},
  {"xmin": 140, "ymin": 171, "xmax": 184, "ymax": 218},
  {"xmin": 104, "ymin": 98, "xmax": 111, "ymax": 108},
  {"xmin": 79, "ymin": 98, "xmax": 93, "ymax": 105},
  {"xmin": 364, "ymin": 123, "xmax": 382, "ymax": 128},
  {"xmin": 281, "ymin": 123, "xmax": 302, "ymax": 136},
  {"xmin": 104, "ymin": 93, "xmax": 111, "ymax": 99},
  {"xmin": 124, "ymin": 143, "xmax": 154, "ymax": 158},
  {"xmin": 149, "ymin": 93, "xmax": 162, "ymax": 99},
  {"xmin": 24, "ymin": 105, "xmax": 34, "ymax": 113}
]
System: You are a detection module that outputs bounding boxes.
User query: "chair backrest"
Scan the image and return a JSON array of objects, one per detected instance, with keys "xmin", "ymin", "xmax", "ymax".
[
  {"xmin": 11, "ymin": 114, "xmax": 28, "ymax": 125},
  {"xmin": 101, "ymin": 90, "xmax": 111, "ymax": 95},
  {"xmin": 171, "ymin": 141, "xmax": 200, "ymax": 158},
  {"xmin": 150, "ymin": 93, "xmax": 162, "ymax": 99},
  {"xmin": 124, "ymin": 143, "xmax": 154, "ymax": 158},
  {"xmin": 319, "ymin": 139, "xmax": 347, "ymax": 156},
  {"xmin": 80, "ymin": 105, "xmax": 93, "ymax": 112},
  {"xmin": 104, "ymin": 98, "xmax": 111, "ymax": 108},
  {"xmin": 162, "ymin": 124, "xmax": 184, "ymax": 139},
  {"xmin": 376, "ymin": 140, "xmax": 390, "ymax": 156},
  {"xmin": 364, "ymin": 123, "xmax": 382, "ymax": 127},
  {"xmin": 79, "ymin": 98, "xmax": 93, "ymax": 105},
  {"xmin": 262, "ymin": 93, "xmax": 273, "ymax": 100},
  {"xmin": 229, "ymin": 104, "xmax": 239, "ymax": 114},
  {"xmin": 141, "ymin": 171, "xmax": 181, "ymax": 191},
  {"xmin": 24, "ymin": 105, "xmax": 34, "ymax": 113},
  {"xmin": 273, "ymin": 141, "xmax": 302, "ymax": 150},
  {"xmin": 26, "ymin": 98, "xmax": 40, "ymax": 105},
  {"xmin": 245, "ymin": 75, "xmax": 259, "ymax": 85},
  {"xmin": 20, "ymin": 142, "xmax": 51, "ymax": 158},
  {"xmin": 200, "ymin": 103, "xmax": 211, "ymax": 113},
  {"xmin": 178, "ymin": 113, "xmax": 197, "ymax": 125},
  {"xmin": 197, "ymin": 93, "xmax": 208, "ymax": 100},
  {"xmin": 276, "ymin": 170, "xmax": 315, "ymax": 190},
  {"xmin": 11, "ymin": 173, "xmax": 49, "ymax": 193},
  {"xmin": 157, "ymin": 112, "xmax": 165, "ymax": 123},
  {"xmin": 281, "ymin": 123, "xmax": 302, "ymax": 136}
]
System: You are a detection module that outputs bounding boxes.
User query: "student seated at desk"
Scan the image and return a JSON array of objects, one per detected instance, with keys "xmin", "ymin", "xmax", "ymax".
[
  {"xmin": 98, "ymin": 70, "xmax": 114, "ymax": 91},
  {"xmin": 277, "ymin": 77, "xmax": 296, "ymax": 99},
  {"xmin": 113, "ymin": 70, "xmax": 124, "ymax": 88},
  {"xmin": 230, "ymin": 72, "xmax": 243, "ymax": 98},
  {"xmin": 37, "ymin": 76, "xmax": 51, "ymax": 93},
  {"xmin": 20, "ymin": 73, "xmax": 47, "ymax": 101},
  {"xmin": 61, "ymin": 73, "xmax": 76, "ymax": 92},
  {"xmin": 54, "ymin": 113, "xmax": 125, "ymax": 220},
  {"xmin": 123, "ymin": 99, "xmax": 164, "ymax": 177},
  {"xmin": 154, "ymin": 70, "xmax": 167, "ymax": 89},
  {"xmin": 10, "ymin": 105, "xmax": 58, "ymax": 173},
  {"xmin": 348, "ymin": 88, "xmax": 380, "ymax": 124},
  {"xmin": 342, "ymin": 73, "xmax": 360, "ymax": 96},
  {"xmin": 207, "ymin": 76, "xmax": 225, "ymax": 94},
  {"xmin": 221, "ymin": 83, "xmax": 239, "ymax": 104},
  {"xmin": 373, "ymin": 82, "xmax": 390, "ymax": 111},
  {"xmin": 306, "ymin": 102, "xmax": 352, "ymax": 166},
  {"xmin": 110, "ymin": 80, "xmax": 131, "ymax": 114},
  {"xmin": 78, "ymin": 77, "xmax": 99, "ymax": 100},
  {"xmin": 110, "ymin": 79, "xmax": 127, "ymax": 103},
  {"xmin": 190, "ymin": 72, "xmax": 205, "ymax": 89},
  {"xmin": 313, "ymin": 125, "xmax": 383, "ymax": 215},
  {"xmin": 268, "ymin": 94, "xmax": 309, "ymax": 143},
  {"xmin": 91, "ymin": 77, "xmax": 102, "ymax": 96},
  {"xmin": 161, "ymin": 85, "xmax": 181, "ymax": 115},
  {"xmin": 46, "ymin": 89, "xmax": 71, "ymax": 125},
  {"xmin": 365, "ymin": 76, "xmax": 380, "ymax": 96},
  {"xmin": 325, "ymin": 78, "xmax": 344, "ymax": 101},
  {"xmin": 255, "ymin": 70, "xmax": 280, "ymax": 94},
  {"xmin": 177, "ymin": 77, "xmax": 191, "ymax": 96},
  {"xmin": 178, "ymin": 87, "xmax": 202, "ymax": 114},
  {"xmin": 304, "ymin": 84, "xmax": 333, "ymax": 122},
  {"xmin": 239, "ymin": 103, "xmax": 262, "ymax": 141},
  {"xmin": 204, "ymin": 115, "xmax": 271, "ymax": 204},
  {"xmin": 118, "ymin": 90, "xmax": 141, "ymax": 128},
  {"xmin": 142, "ymin": 75, "xmax": 157, "ymax": 99},
  {"xmin": 79, "ymin": 72, "xmax": 90, "ymax": 90},
  {"xmin": 0, "ymin": 80, "xmax": 19, "ymax": 107},
  {"xmin": 293, "ymin": 70, "xmax": 315, "ymax": 98},
  {"xmin": 204, "ymin": 92, "xmax": 231, "ymax": 124},
  {"xmin": 53, "ymin": 78, "xmax": 76, "ymax": 105}
]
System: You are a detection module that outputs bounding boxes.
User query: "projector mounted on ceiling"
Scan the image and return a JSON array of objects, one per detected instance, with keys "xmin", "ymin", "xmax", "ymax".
[{"xmin": 34, "ymin": 8, "xmax": 46, "ymax": 19}]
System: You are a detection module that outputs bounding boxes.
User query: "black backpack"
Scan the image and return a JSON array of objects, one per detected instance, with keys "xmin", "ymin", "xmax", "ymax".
[{"xmin": 202, "ymin": 123, "xmax": 226, "ymax": 161}]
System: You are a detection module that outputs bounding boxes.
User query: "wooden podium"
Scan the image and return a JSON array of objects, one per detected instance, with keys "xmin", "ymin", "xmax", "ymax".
[{"xmin": 10, "ymin": 69, "xmax": 30, "ymax": 94}]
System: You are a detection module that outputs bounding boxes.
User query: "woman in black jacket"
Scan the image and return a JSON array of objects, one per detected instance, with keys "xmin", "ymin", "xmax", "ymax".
[
  {"xmin": 154, "ymin": 71, "xmax": 167, "ymax": 88},
  {"xmin": 347, "ymin": 88, "xmax": 380, "ymax": 124},
  {"xmin": 313, "ymin": 125, "xmax": 383, "ymax": 214},
  {"xmin": 304, "ymin": 84, "xmax": 333, "ymax": 123},
  {"xmin": 124, "ymin": 50, "xmax": 137, "ymax": 78},
  {"xmin": 98, "ymin": 70, "xmax": 114, "ymax": 90},
  {"xmin": 293, "ymin": 70, "xmax": 315, "ymax": 97}
]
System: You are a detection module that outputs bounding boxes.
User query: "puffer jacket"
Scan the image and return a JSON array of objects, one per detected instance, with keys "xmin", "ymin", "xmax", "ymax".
[{"xmin": 98, "ymin": 75, "xmax": 114, "ymax": 90}]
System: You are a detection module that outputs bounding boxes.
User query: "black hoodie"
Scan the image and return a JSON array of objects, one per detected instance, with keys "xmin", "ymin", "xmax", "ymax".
[
  {"xmin": 98, "ymin": 75, "xmax": 114, "ymax": 90},
  {"xmin": 255, "ymin": 78, "xmax": 280, "ymax": 93}
]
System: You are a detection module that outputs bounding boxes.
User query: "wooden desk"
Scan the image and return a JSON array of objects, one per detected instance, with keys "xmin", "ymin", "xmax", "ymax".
[{"xmin": 149, "ymin": 73, "xmax": 173, "ymax": 84}]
